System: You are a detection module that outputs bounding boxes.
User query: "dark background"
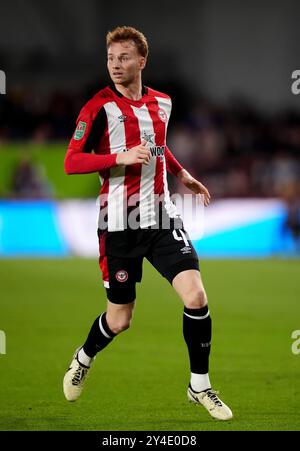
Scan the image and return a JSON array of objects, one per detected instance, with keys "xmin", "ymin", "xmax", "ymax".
[{"xmin": 1, "ymin": 0, "xmax": 300, "ymax": 199}]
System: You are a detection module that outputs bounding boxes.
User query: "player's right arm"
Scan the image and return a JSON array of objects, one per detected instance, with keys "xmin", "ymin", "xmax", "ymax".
[
  {"xmin": 116, "ymin": 140, "xmax": 150, "ymax": 166},
  {"xmin": 64, "ymin": 104, "xmax": 150, "ymax": 175},
  {"xmin": 65, "ymin": 105, "xmax": 116, "ymax": 174}
]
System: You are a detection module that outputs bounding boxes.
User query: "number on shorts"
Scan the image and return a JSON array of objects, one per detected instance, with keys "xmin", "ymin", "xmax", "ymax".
[{"xmin": 172, "ymin": 229, "xmax": 189, "ymax": 247}]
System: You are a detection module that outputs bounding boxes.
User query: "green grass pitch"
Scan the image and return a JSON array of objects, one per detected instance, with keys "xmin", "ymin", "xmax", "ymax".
[{"xmin": 0, "ymin": 258, "xmax": 299, "ymax": 431}]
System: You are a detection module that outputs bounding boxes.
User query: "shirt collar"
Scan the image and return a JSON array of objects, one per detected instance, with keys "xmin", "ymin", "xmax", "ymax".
[{"xmin": 109, "ymin": 83, "xmax": 148, "ymax": 98}]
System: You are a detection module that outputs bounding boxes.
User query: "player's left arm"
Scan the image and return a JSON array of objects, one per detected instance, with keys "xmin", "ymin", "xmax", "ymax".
[
  {"xmin": 165, "ymin": 145, "xmax": 183, "ymax": 176},
  {"xmin": 165, "ymin": 146, "xmax": 210, "ymax": 207}
]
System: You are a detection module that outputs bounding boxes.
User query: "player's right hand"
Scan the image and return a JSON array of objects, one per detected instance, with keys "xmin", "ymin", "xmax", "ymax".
[{"xmin": 116, "ymin": 140, "xmax": 151, "ymax": 166}]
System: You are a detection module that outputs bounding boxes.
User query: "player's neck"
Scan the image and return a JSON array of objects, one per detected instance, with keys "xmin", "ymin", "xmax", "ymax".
[{"xmin": 114, "ymin": 79, "xmax": 143, "ymax": 101}]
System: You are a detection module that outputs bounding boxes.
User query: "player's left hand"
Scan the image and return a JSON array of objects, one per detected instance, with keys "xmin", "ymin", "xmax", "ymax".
[{"xmin": 178, "ymin": 169, "xmax": 211, "ymax": 206}]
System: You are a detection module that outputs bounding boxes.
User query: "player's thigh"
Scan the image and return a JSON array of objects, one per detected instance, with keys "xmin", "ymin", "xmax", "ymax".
[
  {"xmin": 172, "ymin": 269, "xmax": 207, "ymax": 309},
  {"xmin": 148, "ymin": 227, "xmax": 200, "ymax": 289},
  {"xmin": 104, "ymin": 256, "xmax": 141, "ymax": 331},
  {"xmin": 98, "ymin": 228, "xmax": 143, "ymax": 304}
]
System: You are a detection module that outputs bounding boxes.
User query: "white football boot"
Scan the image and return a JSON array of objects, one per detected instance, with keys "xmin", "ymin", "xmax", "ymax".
[
  {"xmin": 63, "ymin": 348, "xmax": 93, "ymax": 402},
  {"xmin": 187, "ymin": 385, "xmax": 233, "ymax": 420}
]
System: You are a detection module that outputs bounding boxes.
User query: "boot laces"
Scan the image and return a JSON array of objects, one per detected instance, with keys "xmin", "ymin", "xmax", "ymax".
[
  {"xmin": 205, "ymin": 389, "xmax": 223, "ymax": 407},
  {"xmin": 72, "ymin": 365, "xmax": 88, "ymax": 386}
]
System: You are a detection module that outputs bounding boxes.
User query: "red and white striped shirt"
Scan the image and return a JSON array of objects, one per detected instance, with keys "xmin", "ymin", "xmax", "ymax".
[{"xmin": 65, "ymin": 85, "xmax": 183, "ymax": 231}]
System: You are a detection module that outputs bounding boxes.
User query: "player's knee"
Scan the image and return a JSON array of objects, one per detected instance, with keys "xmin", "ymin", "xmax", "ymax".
[
  {"xmin": 108, "ymin": 318, "xmax": 132, "ymax": 335},
  {"xmin": 184, "ymin": 287, "xmax": 207, "ymax": 309}
]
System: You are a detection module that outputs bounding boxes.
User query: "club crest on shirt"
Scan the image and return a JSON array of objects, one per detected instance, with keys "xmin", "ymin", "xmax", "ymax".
[
  {"xmin": 115, "ymin": 270, "xmax": 128, "ymax": 283},
  {"xmin": 158, "ymin": 108, "xmax": 167, "ymax": 122}
]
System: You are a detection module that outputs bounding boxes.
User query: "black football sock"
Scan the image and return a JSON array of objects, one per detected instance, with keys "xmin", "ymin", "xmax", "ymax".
[
  {"xmin": 82, "ymin": 312, "xmax": 116, "ymax": 358},
  {"xmin": 183, "ymin": 305, "xmax": 212, "ymax": 374}
]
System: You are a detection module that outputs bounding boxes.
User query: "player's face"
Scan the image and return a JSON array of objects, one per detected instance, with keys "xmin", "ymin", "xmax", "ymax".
[{"xmin": 107, "ymin": 41, "xmax": 146, "ymax": 86}]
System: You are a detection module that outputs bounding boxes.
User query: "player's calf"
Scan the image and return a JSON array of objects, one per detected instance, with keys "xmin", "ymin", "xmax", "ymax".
[{"xmin": 63, "ymin": 312, "xmax": 117, "ymax": 401}]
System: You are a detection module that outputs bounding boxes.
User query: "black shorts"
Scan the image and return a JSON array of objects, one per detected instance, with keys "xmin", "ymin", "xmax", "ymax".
[{"xmin": 98, "ymin": 227, "xmax": 199, "ymax": 304}]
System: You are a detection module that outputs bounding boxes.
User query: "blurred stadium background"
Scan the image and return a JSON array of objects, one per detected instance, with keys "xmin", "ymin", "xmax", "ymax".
[{"xmin": 0, "ymin": 0, "xmax": 300, "ymax": 431}]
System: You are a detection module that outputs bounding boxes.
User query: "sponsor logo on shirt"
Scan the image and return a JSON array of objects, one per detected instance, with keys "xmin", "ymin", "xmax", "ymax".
[
  {"xmin": 122, "ymin": 145, "xmax": 165, "ymax": 160},
  {"xmin": 118, "ymin": 114, "xmax": 127, "ymax": 122},
  {"xmin": 142, "ymin": 130, "xmax": 155, "ymax": 145},
  {"xmin": 150, "ymin": 146, "xmax": 165, "ymax": 161}
]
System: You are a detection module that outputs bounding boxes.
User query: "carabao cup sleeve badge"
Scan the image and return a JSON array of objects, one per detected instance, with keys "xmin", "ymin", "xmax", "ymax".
[{"xmin": 74, "ymin": 121, "xmax": 87, "ymax": 140}]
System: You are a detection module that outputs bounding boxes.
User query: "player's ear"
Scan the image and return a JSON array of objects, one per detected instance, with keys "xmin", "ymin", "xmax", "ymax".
[{"xmin": 139, "ymin": 57, "xmax": 146, "ymax": 70}]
